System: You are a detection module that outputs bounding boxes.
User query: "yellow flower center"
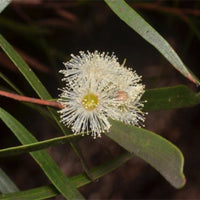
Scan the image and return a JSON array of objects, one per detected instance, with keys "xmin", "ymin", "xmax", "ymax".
[{"xmin": 82, "ymin": 93, "xmax": 99, "ymax": 111}]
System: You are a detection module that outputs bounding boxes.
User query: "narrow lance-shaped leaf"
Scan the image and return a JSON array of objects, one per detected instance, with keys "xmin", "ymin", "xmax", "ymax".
[
  {"xmin": 0, "ymin": 0, "xmax": 12, "ymax": 13},
  {"xmin": 142, "ymin": 85, "xmax": 200, "ymax": 111},
  {"xmin": 0, "ymin": 168, "xmax": 19, "ymax": 194},
  {"xmin": 104, "ymin": 0, "xmax": 200, "ymax": 85},
  {"xmin": 107, "ymin": 119, "xmax": 186, "ymax": 189},
  {"xmin": 0, "ymin": 107, "xmax": 84, "ymax": 200},
  {"xmin": 0, "ymin": 134, "xmax": 82, "ymax": 158},
  {"xmin": 0, "ymin": 152, "xmax": 133, "ymax": 200}
]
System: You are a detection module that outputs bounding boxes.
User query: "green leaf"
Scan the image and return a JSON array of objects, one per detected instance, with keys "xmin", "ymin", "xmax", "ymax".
[
  {"xmin": 0, "ymin": 107, "xmax": 84, "ymax": 199},
  {"xmin": 0, "ymin": 185, "xmax": 58, "ymax": 200},
  {"xmin": 0, "ymin": 152, "xmax": 132, "ymax": 200},
  {"xmin": 142, "ymin": 85, "xmax": 200, "ymax": 111},
  {"xmin": 0, "ymin": 0, "xmax": 12, "ymax": 13},
  {"xmin": 107, "ymin": 119, "xmax": 186, "ymax": 189},
  {"xmin": 0, "ymin": 134, "xmax": 82, "ymax": 158},
  {"xmin": 104, "ymin": 0, "xmax": 200, "ymax": 85},
  {"xmin": 0, "ymin": 168, "xmax": 19, "ymax": 194}
]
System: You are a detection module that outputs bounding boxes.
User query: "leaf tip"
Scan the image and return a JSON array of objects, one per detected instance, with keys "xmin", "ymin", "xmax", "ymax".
[{"xmin": 172, "ymin": 173, "xmax": 186, "ymax": 189}]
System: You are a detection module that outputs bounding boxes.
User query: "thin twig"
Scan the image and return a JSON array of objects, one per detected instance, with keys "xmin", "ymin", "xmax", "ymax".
[
  {"xmin": 56, "ymin": 9, "xmax": 78, "ymax": 22},
  {"xmin": 132, "ymin": 3, "xmax": 200, "ymax": 16},
  {"xmin": 0, "ymin": 90, "xmax": 64, "ymax": 109},
  {"xmin": 16, "ymin": 48, "xmax": 50, "ymax": 74},
  {"xmin": 131, "ymin": 3, "xmax": 194, "ymax": 22}
]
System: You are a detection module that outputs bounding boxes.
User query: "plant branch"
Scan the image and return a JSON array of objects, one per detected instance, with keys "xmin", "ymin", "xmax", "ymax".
[
  {"xmin": 0, "ymin": 90, "xmax": 64, "ymax": 109},
  {"xmin": 132, "ymin": 3, "xmax": 200, "ymax": 18}
]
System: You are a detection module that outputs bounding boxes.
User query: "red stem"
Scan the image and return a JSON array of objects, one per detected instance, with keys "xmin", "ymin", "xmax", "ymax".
[{"xmin": 0, "ymin": 90, "xmax": 64, "ymax": 109}]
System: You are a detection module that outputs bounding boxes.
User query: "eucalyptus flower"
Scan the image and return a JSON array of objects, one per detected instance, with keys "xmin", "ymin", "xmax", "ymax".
[
  {"xmin": 58, "ymin": 51, "xmax": 146, "ymax": 138},
  {"xmin": 110, "ymin": 84, "xmax": 146, "ymax": 127},
  {"xmin": 108, "ymin": 69, "xmax": 146, "ymax": 127},
  {"xmin": 60, "ymin": 51, "xmax": 124, "ymax": 86},
  {"xmin": 58, "ymin": 76, "xmax": 117, "ymax": 139}
]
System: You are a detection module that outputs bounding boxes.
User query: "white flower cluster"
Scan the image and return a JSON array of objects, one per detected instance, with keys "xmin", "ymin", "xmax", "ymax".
[{"xmin": 58, "ymin": 51, "xmax": 146, "ymax": 139}]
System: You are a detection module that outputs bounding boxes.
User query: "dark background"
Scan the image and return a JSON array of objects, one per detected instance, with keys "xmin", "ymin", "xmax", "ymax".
[{"xmin": 1, "ymin": 1, "xmax": 200, "ymax": 199}]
